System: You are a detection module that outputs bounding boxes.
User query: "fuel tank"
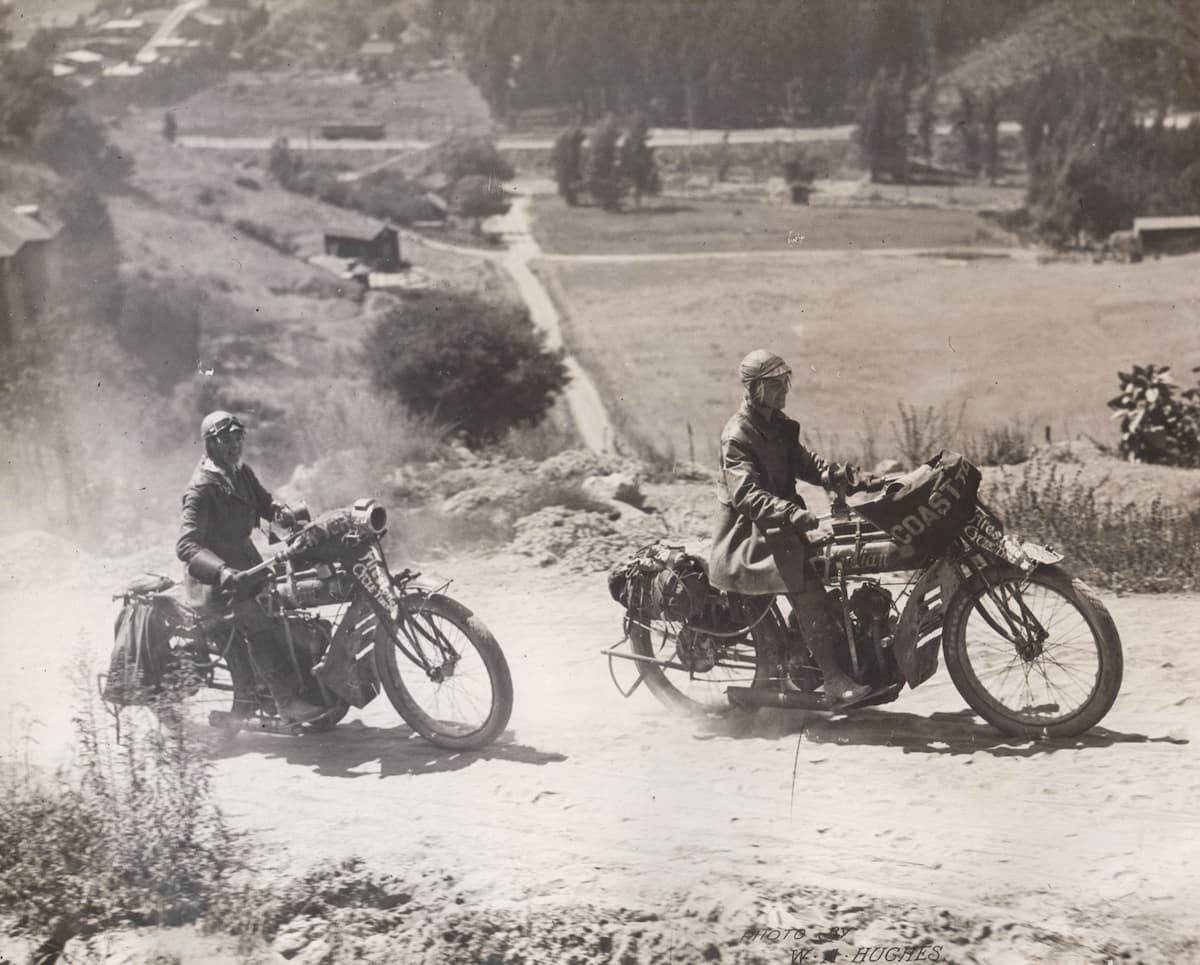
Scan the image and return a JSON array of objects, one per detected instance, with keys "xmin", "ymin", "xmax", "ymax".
[{"xmin": 811, "ymin": 517, "xmax": 925, "ymax": 579}]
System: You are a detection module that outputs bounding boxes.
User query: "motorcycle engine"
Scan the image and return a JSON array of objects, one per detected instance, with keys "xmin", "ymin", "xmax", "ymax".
[
  {"xmin": 676, "ymin": 626, "xmax": 719, "ymax": 673},
  {"xmin": 848, "ymin": 581, "xmax": 896, "ymax": 646}
]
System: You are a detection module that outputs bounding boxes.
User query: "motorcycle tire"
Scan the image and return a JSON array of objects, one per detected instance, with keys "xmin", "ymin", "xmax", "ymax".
[
  {"xmin": 374, "ymin": 592, "xmax": 513, "ymax": 750},
  {"xmin": 942, "ymin": 564, "xmax": 1123, "ymax": 739},
  {"xmin": 626, "ymin": 610, "xmax": 756, "ymax": 716}
]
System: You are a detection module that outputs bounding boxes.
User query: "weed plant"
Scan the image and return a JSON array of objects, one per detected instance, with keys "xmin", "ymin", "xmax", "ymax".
[
  {"xmin": 989, "ymin": 462, "xmax": 1199, "ymax": 593},
  {"xmin": 0, "ymin": 652, "xmax": 247, "ymax": 962}
]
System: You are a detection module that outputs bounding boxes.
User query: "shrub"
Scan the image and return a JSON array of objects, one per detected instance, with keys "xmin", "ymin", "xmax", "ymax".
[
  {"xmin": 233, "ymin": 217, "xmax": 297, "ymax": 255},
  {"xmin": 449, "ymin": 174, "xmax": 509, "ymax": 232},
  {"xmin": 990, "ymin": 463, "xmax": 1199, "ymax": 593},
  {"xmin": 962, "ymin": 418, "xmax": 1034, "ymax": 467},
  {"xmin": 365, "ymin": 291, "xmax": 570, "ymax": 447},
  {"xmin": 435, "ymin": 134, "xmax": 514, "ymax": 185},
  {"xmin": 552, "ymin": 127, "xmax": 584, "ymax": 205},
  {"xmin": 116, "ymin": 276, "xmax": 203, "ymax": 391},
  {"xmin": 0, "ymin": 661, "xmax": 245, "ymax": 960},
  {"xmin": 585, "ymin": 116, "xmax": 622, "ymax": 211},
  {"xmin": 1107, "ymin": 364, "xmax": 1200, "ymax": 467},
  {"xmin": 890, "ymin": 401, "xmax": 967, "ymax": 469}
]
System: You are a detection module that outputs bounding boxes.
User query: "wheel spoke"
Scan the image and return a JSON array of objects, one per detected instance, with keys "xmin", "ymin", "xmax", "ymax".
[{"xmin": 959, "ymin": 575, "xmax": 1101, "ymax": 725}]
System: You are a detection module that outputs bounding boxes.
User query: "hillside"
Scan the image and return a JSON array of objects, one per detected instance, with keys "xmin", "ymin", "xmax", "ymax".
[{"xmin": 941, "ymin": 0, "xmax": 1200, "ymax": 103}]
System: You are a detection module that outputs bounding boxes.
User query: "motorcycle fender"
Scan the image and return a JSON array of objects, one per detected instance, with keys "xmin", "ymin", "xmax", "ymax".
[
  {"xmin": 316, "ymin": 595, "xmax": 380, "ymax": 708},
  {"xmin": 892, "ymin": 562, "xmax": 960, "ymax": 688}
]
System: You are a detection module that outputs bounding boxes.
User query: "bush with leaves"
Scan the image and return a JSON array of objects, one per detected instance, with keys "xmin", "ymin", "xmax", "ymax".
[
  {"xmin": 585, "ymin": 116, "xmax": 622, "ymax": 211},
  {"xmin": 619, "ymin": 113, "xmax": 659, "ymax": 207},
  {"xmin": 435, "ymin": 134, "xmax": 514, "ymax": 185},
  {"xmin": 1107, "ymin": 364, "xmax": 1200, "ymax": 467},
  {"xmin": 991, "ymin": 462, "xmax": 1199, "ymax": 593},
  {"xmin": 365, "ymin": 291, "xmax": 569, "ymax": 447},
  {"xmin": 552, "ymin": 127, "xmax": 584, "ymax": 205},
  {"xmin": 0, "ymin": 665, "xmax": 245, "ymax": 961},
  {"xmin": 449, "ymin": 174, "xmax": 509, "ymax": 233}
]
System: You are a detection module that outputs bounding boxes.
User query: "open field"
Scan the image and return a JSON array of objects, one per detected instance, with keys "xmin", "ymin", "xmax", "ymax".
[
  {"xmin": 535, "ymin": 249, "xmax": 1200, "ymax": 467},
  {"xmin": 170, "ymin": 69, "xmax": 493, "ymax": 141},
  {"xmin": 532, "ymin": 195, "xmax": 1016, "ymax": 256},
  {"xmin": 5, "ymin": 0, "xmax": 97, "ymax": 41}
]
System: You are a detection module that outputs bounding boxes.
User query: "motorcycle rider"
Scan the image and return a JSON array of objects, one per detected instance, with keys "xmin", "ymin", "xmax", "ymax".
[
  {"xmin": 709, "ymin": 350, "xmax": 876, "ymax": 709},
  {"xmin": 176, "ymin": 410, "xmax": 325, "ymax": 723}
]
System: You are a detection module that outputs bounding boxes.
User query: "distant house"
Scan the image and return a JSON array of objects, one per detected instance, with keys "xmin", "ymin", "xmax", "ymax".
[
  {"xmin": 319, "ymin": 122, "xmax": 386, "ymax": 141},
  {"xmin": 0, "ymin": 204, "xmax": 58, "ymax": 347},
  {"xmin": 61, "ymin": 49, "xmax": 105, "ymax": 74},
  {"xmin": 323, "ymin": 224, "xmax": 401, "ymax": 272},
  {"xmin": 359, "ymin": 39, "xmax": 397, "ymax": 77},
  {"xmin": 1133, "ymin": 216, "xmax": 1200, "ymax": 256}
]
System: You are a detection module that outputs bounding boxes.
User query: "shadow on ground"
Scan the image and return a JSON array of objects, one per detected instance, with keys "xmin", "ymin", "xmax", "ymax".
[
  {"xmin": 697, "ymin": 706, "xmax": 1188, "ymax": 757},
  {"xmin": 206, "ymin": 719, "xmax": 567, "ymax": 777}
]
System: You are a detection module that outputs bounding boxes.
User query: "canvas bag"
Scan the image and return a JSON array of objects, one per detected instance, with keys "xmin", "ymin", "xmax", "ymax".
[{"xmin": 850, "ymin": 451, "xmax": 982, "ymax": 558}]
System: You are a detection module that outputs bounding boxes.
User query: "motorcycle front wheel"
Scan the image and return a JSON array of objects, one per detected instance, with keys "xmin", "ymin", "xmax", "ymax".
[
  {"xmin": 943, "ymin": 564, "xmax": 1123, "ymax": 739},
  {"xmin": 373, "ymin": 592, "xmax": 513, "ymax": 750}
]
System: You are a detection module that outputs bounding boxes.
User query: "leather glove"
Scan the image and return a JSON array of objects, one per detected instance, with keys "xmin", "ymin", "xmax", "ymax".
[
  {"xmin": 272, "ymin": 503, "xmax": 296, "ymax": 528},
  {"xmin": 217, "ymin": 566, "xmax": 247, "ymax": 595},
  {"xmin": 787, "ymin": 506, "xmax": 820, "ymax": 532}
]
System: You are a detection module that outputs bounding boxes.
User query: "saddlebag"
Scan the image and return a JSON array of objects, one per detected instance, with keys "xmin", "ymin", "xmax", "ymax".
[
  {"xmin": 851, "ymin": 451, "xmax": 981, "ymax": 557},
  {"xmin": 103, "ymin": 595, "xmax": 178, "ymax": 706},
  {"xmin": 608, "ymin": 543, "xmax": 714, "ymax": 623}
]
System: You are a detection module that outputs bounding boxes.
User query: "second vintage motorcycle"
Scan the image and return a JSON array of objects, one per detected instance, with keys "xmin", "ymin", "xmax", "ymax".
[{"xmin": 108, "ymin": 499, "xmax": 513, "ymax": 750}]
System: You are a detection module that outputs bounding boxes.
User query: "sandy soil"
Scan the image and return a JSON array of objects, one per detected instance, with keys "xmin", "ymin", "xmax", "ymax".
[{"xmin": 2, "ymin": 534, "xmax": 1198, "ymax": 964}]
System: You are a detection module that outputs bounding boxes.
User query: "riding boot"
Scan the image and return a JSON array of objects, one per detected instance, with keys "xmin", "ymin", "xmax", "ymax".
[
  {"xmin": 224, "ymin": 638, "xmax": 261, "ymax": 718},
  {"xmin": 751, "ymin": 615, "xmax": 802, "ymax": 692},
  {"xmin": 787, "ymin": 585, "xmax": 873, "ymax": 709},
  {"xmin": 239, "ymin": 611, "xmax": 325, "ymax": 724}
]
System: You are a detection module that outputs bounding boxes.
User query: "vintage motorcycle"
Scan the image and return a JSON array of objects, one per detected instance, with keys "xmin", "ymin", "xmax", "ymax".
[
  {"xmin": 108, "ymin": 499, "xmax": 513, "ymax": 750},
  {"xmin": 606, "ymin": 453, "xmax": 1124, "ymax": 739}
]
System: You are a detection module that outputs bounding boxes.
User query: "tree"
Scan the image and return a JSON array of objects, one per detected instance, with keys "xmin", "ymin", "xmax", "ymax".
[
  {"xmin": 856, "ymin": 69, "xmax": 908, "ymax": 182},
  {"xmin": 33, "ymin": 107, "xmax": 133, "ymax": 182},
  {"xmin": 619, "ymin": 113, "xmax": 659, "ymax": 207},
  {"xmin": 449, "ymin": 174, "xmax": 509, "ymax": 234},
  {"xmin": 365, "ymin": 291, "xmax": 570, "ymax": 447},
  {"xmin": 955, "ymin": 86, "xmax": 982, "ymax": 177},
  {"xmin": 585, "ymin": 115, "xmax": 622, "ymax": 211},
  {"xmin": 436, "ymin": 134, "xmax": 514, "ymax": 185},
  {"xmin": 0, "ymin": 13, "xmax": 68, "ymax": 149},
  {"xmin": 981, "ymin": 86, "xmax": 1001, "ymax": 183},
  {"xmin": 267, "ymin": 137, "xmax": 302, "ymax": 187},
  {"xmin": 552, "ymin": 127, "xmax": 584, "ymax": 205}
]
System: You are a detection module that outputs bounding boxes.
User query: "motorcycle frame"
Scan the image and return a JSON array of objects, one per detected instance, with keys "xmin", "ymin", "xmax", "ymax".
[{"xmin": 606, "ymin": 500, "xmax": 1064, "ymax": 698}]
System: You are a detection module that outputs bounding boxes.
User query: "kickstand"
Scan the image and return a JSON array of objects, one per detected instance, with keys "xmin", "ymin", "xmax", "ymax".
[{"xmin": 607, "ymin": 647, "xmax": 646, "ymax": 699}]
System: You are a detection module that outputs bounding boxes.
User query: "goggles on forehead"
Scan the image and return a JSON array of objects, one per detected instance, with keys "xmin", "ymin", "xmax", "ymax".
[{"xmin": 204, "ymin": 415, "xmax": 245, "ymax": 439}]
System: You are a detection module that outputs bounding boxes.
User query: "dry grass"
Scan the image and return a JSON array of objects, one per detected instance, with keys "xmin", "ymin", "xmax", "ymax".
[
  {"xmin": 172, "ymin": 69, "xmax": 493, "ymax": 141},
  {"xmin": 531, "ymin": 195, "xmax": 1013, "ymax": 257},
  {"xmin": 535, "ymin": 251, "xmax": 1200, "ymax": 468}
]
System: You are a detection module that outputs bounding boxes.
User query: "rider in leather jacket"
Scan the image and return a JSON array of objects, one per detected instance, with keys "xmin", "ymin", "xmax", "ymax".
[
  {"xmin": 176, "ymin": 411, "xmax": 324, "ymax": 723},
  {"xmin": 709, "ymin": 350, "xmax": 875, "ymax": 708}
]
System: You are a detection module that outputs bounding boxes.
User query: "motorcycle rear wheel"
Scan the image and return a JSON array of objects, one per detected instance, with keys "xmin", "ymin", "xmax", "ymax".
[
  {"xmin": 943, "ymin": 564, "xmax": 1123, "ymax": 738},
  {"xmin": 374, "ymin": 592, "xmax": 513, "ymax": 750},
  {"xmin": 626, "ymin": 611, "xmax": 757, "ymax": 716}
]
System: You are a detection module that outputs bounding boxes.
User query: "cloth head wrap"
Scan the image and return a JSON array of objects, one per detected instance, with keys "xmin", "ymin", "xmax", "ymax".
[{"xmin": 739, "ymin": 349, "xmax": 791, "ymax": 384}]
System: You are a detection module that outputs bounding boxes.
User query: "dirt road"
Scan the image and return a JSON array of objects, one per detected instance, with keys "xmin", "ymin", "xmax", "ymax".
[{"xmin": 2, "ymin": 538, "xmax": 1198, "ymax": 963}]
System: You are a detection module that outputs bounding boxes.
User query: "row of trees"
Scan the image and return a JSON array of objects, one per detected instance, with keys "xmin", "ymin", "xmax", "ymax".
[
  {"xmin": 450, "ymin": 0, "xmax": 1054, "ymax": 127},
  {"xmin": 267, "ymin": 133, "xmax": 513, "ymax": 232},
  {"xmin": 552, "ymin": 114, "xmax": 660, "ymax": 210}
]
